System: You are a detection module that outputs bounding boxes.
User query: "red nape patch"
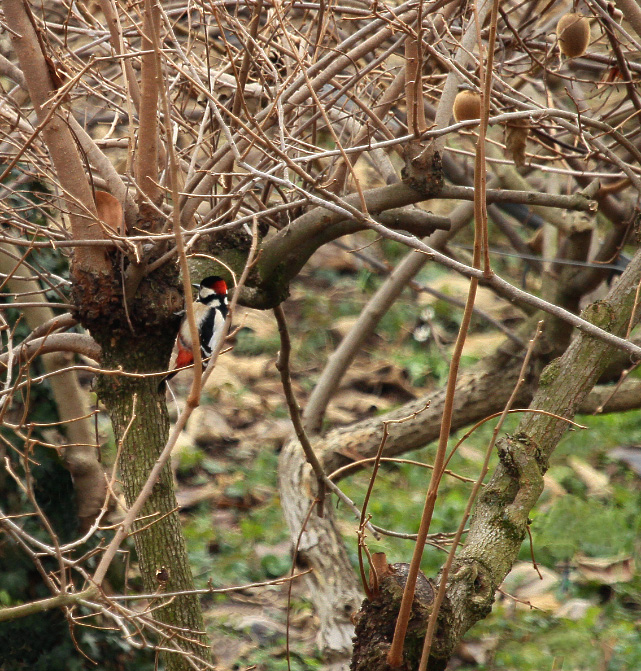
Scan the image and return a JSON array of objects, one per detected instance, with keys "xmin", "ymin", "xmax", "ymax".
[
  {"xmin": 212, "ymin": 279, "xmax": 227, "ymax": 295},
  {"xmin": 201, "ymin": 275, "xmax": 228, "ymax": 295}
]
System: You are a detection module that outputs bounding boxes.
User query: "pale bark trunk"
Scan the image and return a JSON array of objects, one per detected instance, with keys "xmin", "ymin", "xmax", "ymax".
[
  {"xmin": 278, "ymin": 440, "xmax": 362, "ymax": 661},
  {"xmin": 0, "ymin": 249, "xmax": 104, "ymax": 524},
  {"xmin": 3, "ymin": 0, "xmax": 110, "ymax": 275}
]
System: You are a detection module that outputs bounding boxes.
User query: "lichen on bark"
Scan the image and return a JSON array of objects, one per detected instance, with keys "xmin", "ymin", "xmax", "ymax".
[
  {"xmin": 538, "ymin": 356, "xmax": 562, "ymax": 386},
  {"xmin": 580, "ymin": 299, "xmax": 616, "ymax": 330}
]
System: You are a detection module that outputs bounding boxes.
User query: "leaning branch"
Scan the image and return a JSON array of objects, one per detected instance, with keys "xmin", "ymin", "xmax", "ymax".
[
  {"xmin": 2, "ymin": 0, "xmax": 110, "ymax": 274},
  {"xmin": 0, "ymin": 333, "xmax": 102, "ymax": 368},
  {"xmin": 0, "ymin": 587, "xmax": 98, "ymax": 623},
  {"xmin": 440, "ymin": 215, "xmax": 641, "ymax": 660},
  {"xmin": 256, "ymin": 182, "xmax": 595, "ymax": 289},
  {"xmin": 134, "ymin": 0, "xmax": 161, "ymax": 206}
]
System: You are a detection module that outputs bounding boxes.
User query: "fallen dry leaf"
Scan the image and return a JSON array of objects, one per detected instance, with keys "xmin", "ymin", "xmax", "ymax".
[
  {"xmin": 234, "ymin": 309, "xmax": 277, "ymax": 341},
  {"xmin": 554, "ymin": 598, "xmax": 593, "ymax": 620},
  {"xmin": 333, "ymin": 389, "xmax": 393, "ymax": 415},
  {"xmin": 203, "ymin": 360, "xmax": 244, "ymax": 392},
  {"xmin": 455, "ymin": 637, "xmax": 499, "ymax": 666},
  {"xmin": 330, "ymin": 315, "xmax": 361, "ymax": 340},
  {"xmin": 461, "ymin": 332, "xmax": 505, "ymax": 358},
  {"xmin": 244, "ymin": 419, "xmax": 294, "ymax": 446},
  {"xmin": 176, "ymin": 482, "xmax": 220, "ymax": 509},
  {"xmin": 342, "ymin": 362, "xmax": 416, "ymax": 400},
  {"xmin": 187, "ymin": 407, "xmax": 238, "ymax": 448},
  {"xmin": 500, "ymin": 562, "xmax": 560, "ymax": 611},
  {"xmin": 170, "ymin": 431, "xmax": 197, "ymax": 471},
  {"xmin": 304, "ymin": 241, "xmax": 362, "ymax": 273},
  {"xmin": 325, "ymin": 405, "xmax": 358, "ymax": 425},
  {"xmin": 575, "ymin": 554, "xmax": 635, "ymax": 585},
  {"xmin": 543, "ymin": 472, "xmax": 567, "ymax": 499}
]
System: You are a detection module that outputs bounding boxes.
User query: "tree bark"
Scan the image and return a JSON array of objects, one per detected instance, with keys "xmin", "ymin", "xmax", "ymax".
[
  {"xmin": 135, "ymin": 0, "xmax": 161, "ymax": 206},
  {"xmin": 278, "ymin": 441, "xmax": 362, "ymax": 661},
  {"xmin": 72, "ymin": 263, "xmax": 213, "ymax": 669},
  {"xmin": 97, "ymin": 334, "xmax": 213, "ymax": 670}
]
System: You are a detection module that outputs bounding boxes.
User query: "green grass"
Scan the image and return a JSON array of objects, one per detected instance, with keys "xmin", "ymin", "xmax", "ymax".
[
  {"xmin": 189, "ymin": 403, "xmax": 641, "ymax": 670},
  {"xmin": 184, "ymin": 448, "xmax": 291, "ymax": 588},
  {"xmin": 177, "ymin": 260, "xmax": 641, "ymax": 670}
]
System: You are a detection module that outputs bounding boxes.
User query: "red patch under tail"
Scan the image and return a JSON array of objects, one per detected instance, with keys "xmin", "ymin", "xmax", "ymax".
[{"xmin": 174, "ymin": 345, "xmax": 194, "ymax": 369}]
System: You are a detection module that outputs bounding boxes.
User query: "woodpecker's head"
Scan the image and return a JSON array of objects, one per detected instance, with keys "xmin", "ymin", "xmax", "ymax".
[{"xmin": 195, "ymin": 276, "xmax": 228, "ymax": 303}]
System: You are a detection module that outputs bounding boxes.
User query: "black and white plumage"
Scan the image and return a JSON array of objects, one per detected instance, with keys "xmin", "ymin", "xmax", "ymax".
[{"xmin": 170, "ymin": 275, "xmax": 229, "ymax": 376}]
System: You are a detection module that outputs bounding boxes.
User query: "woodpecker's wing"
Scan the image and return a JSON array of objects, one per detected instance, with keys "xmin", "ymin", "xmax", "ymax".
[{"xmin": 200, "ymin": 301, "xmax": 228, "ymax": 358}]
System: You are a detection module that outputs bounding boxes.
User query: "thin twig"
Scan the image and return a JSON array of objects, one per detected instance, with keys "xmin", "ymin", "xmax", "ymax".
[
  {"xmin": 419, "ymin": 320, "xmax": 544, "ymax": 669},
  {"xmin": 286, "ymin": 500, "xmax": 318, "ymax": 671},
  {"xmin": 274, "ymin": 305, "xmax": 328, "ymax": 516},
  {"xmin": 387, "ymin": 0, "xmax": 497, "ymax": 661}
]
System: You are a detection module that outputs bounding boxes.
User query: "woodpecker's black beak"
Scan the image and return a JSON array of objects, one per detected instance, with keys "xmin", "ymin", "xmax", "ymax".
[{"xmin": 192, "ymin": 283, "xmax": 199, "ymax": 289}]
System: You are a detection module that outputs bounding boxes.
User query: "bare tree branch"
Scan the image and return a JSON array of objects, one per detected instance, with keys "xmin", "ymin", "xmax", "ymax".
[{"xmin": 2, "ymin": 0, "xmax": 110, "ymax": 274}]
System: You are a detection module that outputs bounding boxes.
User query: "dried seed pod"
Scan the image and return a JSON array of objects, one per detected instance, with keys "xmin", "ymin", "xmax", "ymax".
[
  {"xmin": 505, "ymin": 118, "xmax": 530, "ymax": 168},
  {"xmin": 556, "ymin": 12, "xmax": 590, "ymax": 58},
  {"xmin": 453, "ymin": 90, "xmax": 481, "ymax": 123}
]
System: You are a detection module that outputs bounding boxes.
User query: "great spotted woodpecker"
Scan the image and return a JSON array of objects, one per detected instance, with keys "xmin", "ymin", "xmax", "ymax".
[{"xmin": 167, "ymin": 276, "xmax": 229, "ymax": 381}]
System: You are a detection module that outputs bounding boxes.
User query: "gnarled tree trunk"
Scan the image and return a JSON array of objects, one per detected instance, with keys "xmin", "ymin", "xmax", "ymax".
[{"xmin": 80, "ymin": 269, "xmax": 213, "ymax": 670}]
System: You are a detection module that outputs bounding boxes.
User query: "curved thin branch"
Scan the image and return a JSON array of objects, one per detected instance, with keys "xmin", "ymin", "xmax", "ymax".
[
  {"xmin": 580, "ymin": 377, "xmax": 641, "ymax": 414},
  {"xmin": 348, "ymin": 222, "xmax": 641, "ymax": 361},
  {"xmin": 0, "ymin": 586, "xmax": 97, "ymax": 623},
  {"xmin": 22, "ymin": 313, "xmax": 77, "ymax": 342},
  {"xmin": 0, "ymin": 333, "xmax": 101, "ymax": 368}
]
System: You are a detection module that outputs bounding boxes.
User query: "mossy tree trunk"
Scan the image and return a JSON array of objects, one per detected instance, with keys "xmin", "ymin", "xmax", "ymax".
[{"xmin": 75, "ymin": 270, "xmax": 213, "ymax": 670}]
